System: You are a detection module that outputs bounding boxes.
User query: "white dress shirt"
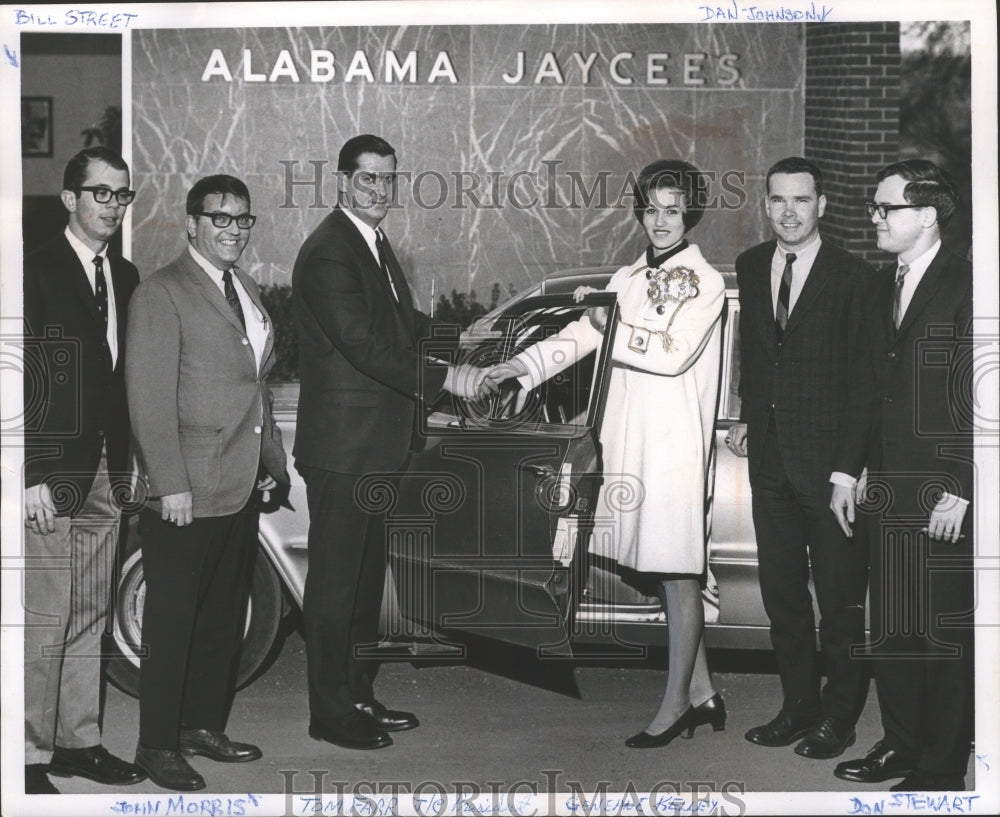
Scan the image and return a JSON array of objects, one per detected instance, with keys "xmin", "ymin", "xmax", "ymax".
[
  {"xmin": 65, "ymin": 227, "xmax": 118, "ymax": 366},
  {"xmin": 770, "ymin": 232, "xmax": 822, "ymax": 317},
  {"xmin": 187, "ymin": 245, "xmax": 269, "ymax": 372},
  {"xmin": 895, "ymin": 239, "xmax": 942, "ymax": 323}
]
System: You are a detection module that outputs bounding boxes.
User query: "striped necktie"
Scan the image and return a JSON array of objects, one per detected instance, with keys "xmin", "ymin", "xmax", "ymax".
[
  {"xmin": 775, "ymin": 252, "xmax": 796, "ymax": 341},
  {"xmin": 892, "ymin": 264, "xmax": 910, "ymax": 330}
]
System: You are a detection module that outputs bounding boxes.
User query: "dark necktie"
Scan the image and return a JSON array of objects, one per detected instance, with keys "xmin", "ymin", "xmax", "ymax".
[
  {"xmin": 893, "ymin": 264, "xmax": 910, "ymax": 330},
  {"xmin": 92, "ymin": 255, "xmax": 108, "ymax": 330},
  {"xmin": 222, "ymin": 268, "xmax": 246, "ymax": 330},
  {"xmin": 775, "ymin": 252, "xmax": 796, "ymax": 341},
  {"xmin": 375, "ymin": 230, "xmax": 400, "ymax": 302}
]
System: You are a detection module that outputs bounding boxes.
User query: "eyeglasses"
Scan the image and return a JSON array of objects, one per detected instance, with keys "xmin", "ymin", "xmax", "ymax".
[
  {"xmin": 865, "ymin": 202, "xmax": 924, "ymax": 219},
  {"xmin": 193, "ymin": 212, "xmax": 257, "ymax": 229},
  {"xmin": 78, "ymin": 186, "xmax": 136, "ymax": 206}
]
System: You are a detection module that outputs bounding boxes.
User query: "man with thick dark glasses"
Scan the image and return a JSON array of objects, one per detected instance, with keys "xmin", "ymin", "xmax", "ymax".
[
  {"xmin": 23, "ymin": 146, "xmax": 146, "ymax": 794},
  {"xmin": 834, "ymin": 160, "xmax": 974, "ymax": 792},
  {"xmin": 126, "ymin": 174, "xmax": 289, "ymax": 790},
  {"xmin": 75, "ymin": 185, "xmax": 137, "ymax": 206}
]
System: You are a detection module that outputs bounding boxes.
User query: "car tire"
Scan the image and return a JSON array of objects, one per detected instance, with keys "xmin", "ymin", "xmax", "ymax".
[{"xmin": 106, "ymin": 540, "xmax": 285, "ymax": 698}]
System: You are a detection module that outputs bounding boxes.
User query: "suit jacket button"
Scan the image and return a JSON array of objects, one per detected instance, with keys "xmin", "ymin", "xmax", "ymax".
[
  {"xmin": 253, "ymin": 425, "xmax": 262, "ymax": 434},
  {"xmin": 241, "ymin": 338, "xmax": 249, "ymax": 345},
  {"xmin": 887, "ymin": 351, "xmax": 896, "ymax": 358}
]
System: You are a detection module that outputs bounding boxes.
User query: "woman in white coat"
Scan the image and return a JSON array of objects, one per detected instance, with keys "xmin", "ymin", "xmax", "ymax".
[{"xmin": 486, "ymin": 160, "xmax": 727, "ymax": 748}]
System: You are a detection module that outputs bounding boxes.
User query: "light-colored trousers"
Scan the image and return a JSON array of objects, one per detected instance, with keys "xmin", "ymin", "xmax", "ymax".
[{"xmin": 23, "ymin": 449, "xmax": 120, "ymax": 764}]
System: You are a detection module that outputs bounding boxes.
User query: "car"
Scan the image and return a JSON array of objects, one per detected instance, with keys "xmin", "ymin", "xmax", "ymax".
[{"xmin": 108, "ymin": 265, "xmax": 773, "ymax": 696}]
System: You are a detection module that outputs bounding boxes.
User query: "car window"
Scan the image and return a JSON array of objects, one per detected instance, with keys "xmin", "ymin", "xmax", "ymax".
[{"xmin": 426, "ymin": 295, "xmax": 616, "ymax": 435}]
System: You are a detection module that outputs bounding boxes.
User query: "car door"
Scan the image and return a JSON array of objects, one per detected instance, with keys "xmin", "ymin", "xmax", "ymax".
[{"xmin": 385, "ymin": 293, "xmax": 619, "ymax": 656}]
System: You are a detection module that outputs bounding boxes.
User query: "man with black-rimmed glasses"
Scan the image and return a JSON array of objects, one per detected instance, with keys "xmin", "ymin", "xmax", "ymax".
[
  {"xmin": 833, "ymin": 160, "xmax": 974, "ymax": 792},
  {"xmin": 126, "ymin": 175, "xmax": 289, "ymax": 791},
  {"xmin": 23, "ymin": 146, "xmax": 146, "ymax": 794}
]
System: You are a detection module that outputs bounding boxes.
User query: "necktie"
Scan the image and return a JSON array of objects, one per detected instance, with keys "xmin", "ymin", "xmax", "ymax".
[
  {"xmin": 375, "ymin": 230, "xmax": 400, "ymax": 302},
  {"xmin": 893, "ymin": 264, "xmax": 910, "ymax": 329},
  {"xmin": 775, "ymin": 252, "xmax": 796, "ymax": 341},
  {"xmin": 222, "ymin": 268, "xmax": 246, "ymax": 330},
  {"xmin": 93, "ymin": 255, "xmax": 108, "ymax": 330}
]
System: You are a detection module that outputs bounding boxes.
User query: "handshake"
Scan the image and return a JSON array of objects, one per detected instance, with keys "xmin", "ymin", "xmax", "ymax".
[{"xmin": 442, "ymin": 358, "xmax": 530, "ymax": 401}]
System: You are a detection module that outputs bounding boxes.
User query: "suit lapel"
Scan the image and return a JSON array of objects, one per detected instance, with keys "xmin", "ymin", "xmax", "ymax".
[
  {"xmin": 875, "ymin": 267, "xmax": 896, "ymax": 348},
  {"xmin": 751, "ymin": 242, "xmax": 779, "ymax": 354},
  {"xmin": 179, "ymin": 252, "xmax": 258, "ymax": 374},
  {"xmin": 334, "ymin": 210, "xmax": 415, "ymax": 339},
  {"xmin": 109, "ymin": 258, "xmax": 132, "ymax": 364},
  {"xmin": 895, "ymin": 248, "xmax": 948, "ymax": 340},
  {"xmin": 782, "ymin": 243, "xmax": 834, "ymax": 340},
  {"xmin": 57, "ymin": 236, "xmax": 104, "ymax": 327},
  {"xmin": 335, "ymin": 210, "xmax": 398, "ymax": 304}
]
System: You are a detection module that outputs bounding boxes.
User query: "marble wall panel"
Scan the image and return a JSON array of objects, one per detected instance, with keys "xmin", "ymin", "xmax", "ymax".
[
  {"xmin": 467, "ymin": 25, "xmax": 584, "ymax": 88},
  {"xmin": 464, "ymin": 88, "xmax": 587, "ymax": 295},
  {"xmin": 132, "ymin": 23, "xmax": 805, "ymax": 296},
  {"xmin": 685, "ymin": 23, "xmax": 804, "ymax": 90},
  {"xmin": 130, "ymin": 173, "xmax": 191, "ymax": 276}
]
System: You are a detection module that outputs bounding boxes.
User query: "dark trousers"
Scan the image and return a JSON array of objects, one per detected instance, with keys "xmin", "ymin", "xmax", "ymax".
[
  {"xmin": 750, "ymin": 421, "xmax": 869, "ymax": 721},
  {"xmin": 866, "ymin": 516, "xmax": 975, "ymax": 775},
  {"xmin": 137, "ymin": 503, "xmax": 258, "ymax": 748},
  {"xmin": 299, "ymin": 465, "xmax": 390, "ymax": 721}
]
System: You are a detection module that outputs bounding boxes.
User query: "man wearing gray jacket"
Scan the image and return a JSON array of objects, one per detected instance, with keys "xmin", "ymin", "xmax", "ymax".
[{"xmin": 126, "ymin": 175, "xmax": 288, "ymax": 791}]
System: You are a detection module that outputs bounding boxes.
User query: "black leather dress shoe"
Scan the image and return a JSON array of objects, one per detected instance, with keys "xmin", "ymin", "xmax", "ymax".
[
  {"xmin": 309, "ymin": 710, "xmax": 392, "ymax": 750},
  {"xmin": 356, "ymin": 700, "xmax": 419, "ymax": 732},
  {"xmin": 835, "ymin": 740, "xmax": 916, "ymax": 783},
  {"xmin": 745, "ymin": 709, "xmax": 819, "ymax": 747},
  {"xmin": 135, "ymin": 744, "xmax": 206, "ymax": 791},
  {"xmin": 179, "ymin": 728, "xmax": 262, "ymax": 763},
  {"xmin": 794, "ymin": 715, "xmax": 856, "ymax": 759},
  {"xmin": 25, "ymin": 764, "xmax": 59, "ymax": 794},
  {"xmin": 890, "ymin": 771, "xmax": 965, "ymax": 792},
  {"xmin": 49, "ymin": 744, "xmax": 147, "ymax": 785}
]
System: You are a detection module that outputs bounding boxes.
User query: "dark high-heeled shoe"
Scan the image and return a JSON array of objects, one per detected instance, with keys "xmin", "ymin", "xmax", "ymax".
[
  {"xmin": 692, "ymin": 693, "xmax": 727, "ymax": 732},
  {"xmin": 625, "ymin": 707, "xmax": 698, "ymax": 749}
]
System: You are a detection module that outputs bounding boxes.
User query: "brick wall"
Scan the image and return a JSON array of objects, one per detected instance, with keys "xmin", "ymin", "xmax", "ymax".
[{"xmin": 805, "ymin": 23, "xmax": 900, "ymax": 267}]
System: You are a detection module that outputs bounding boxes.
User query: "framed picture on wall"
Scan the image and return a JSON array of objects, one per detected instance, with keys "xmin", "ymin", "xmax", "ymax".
[{"xmin": 21, "ymin": 96, "xmax": 53, "ymax": 158}]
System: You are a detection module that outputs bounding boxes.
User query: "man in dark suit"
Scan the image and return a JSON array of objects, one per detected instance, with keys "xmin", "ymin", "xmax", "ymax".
[
  {"xmin": 22, "ymin": 147, "xmax": 146, "ymax": 795},
  {"xmin": 726, "ymin": 156, "xmax": 873, "ymax": 759},
  {"xmin": 292, "ymin": 134, "xmax": 487, "ymax": 751},
  {"xmin": 833, "ymin": 160, "xmax": 974, "ymax": 791},
  {"xmin": 126, "ymin": 175, "xmax": 289, "ymax": 790}
]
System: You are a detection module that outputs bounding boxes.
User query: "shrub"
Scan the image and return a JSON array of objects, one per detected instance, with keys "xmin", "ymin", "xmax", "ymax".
[{"xmin": 434, "ymin": 282, "xmax": 512, "ymax": 326}]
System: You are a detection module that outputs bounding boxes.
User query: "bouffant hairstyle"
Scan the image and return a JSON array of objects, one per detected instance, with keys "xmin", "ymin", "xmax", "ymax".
[{"xmin": 632, "ymin": 159, "xmax": 707, "ymax": 232}]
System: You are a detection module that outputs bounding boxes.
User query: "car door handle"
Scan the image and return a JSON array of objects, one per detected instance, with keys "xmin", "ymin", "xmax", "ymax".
[{"xmin": 515, "ymin": 462, "xmax": 557, "ymax": 479}]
